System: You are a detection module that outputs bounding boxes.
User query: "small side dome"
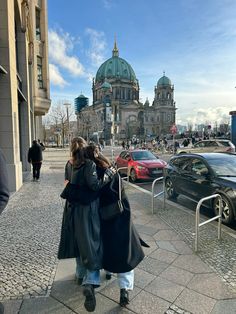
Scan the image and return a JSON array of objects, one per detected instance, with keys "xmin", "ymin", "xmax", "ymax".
[{"xmin": 157, "ymin": 74, "xmax": 171, "ymax": 86}]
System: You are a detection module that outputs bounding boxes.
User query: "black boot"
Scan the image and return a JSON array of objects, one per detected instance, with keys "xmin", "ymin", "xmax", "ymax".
[
  {"xmin": 120, "ymin": 289, "xmax": 129, "ymax": 307},
  {"xmin": 105, "ymin": 273, "xmax": 112, "ymax": 280},
  {"xmin": 83, "ymin": 284, "xmax": 96, "ymax": 312}
]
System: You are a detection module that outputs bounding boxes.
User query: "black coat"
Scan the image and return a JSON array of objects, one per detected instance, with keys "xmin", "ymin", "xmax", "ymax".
[
  {"xmin": 100, "ymin": 173, "xmax": 146, "ymax": 273},
  {"xmin": 28, "ymin": 143, "xmax": 43, "ymax": 163},
  {"xmin": 0, "ymin": 149, "xmax": 9, "ymax": 214},
  {"xmin": 58, "ymin": 159, "xmax": 110, "ymax": 271}
]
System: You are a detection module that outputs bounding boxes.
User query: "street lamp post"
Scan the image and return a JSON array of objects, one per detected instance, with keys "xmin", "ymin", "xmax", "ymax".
[{"xmin": 64, "ymin": 103, "xmax": 71, "ymax": 145}]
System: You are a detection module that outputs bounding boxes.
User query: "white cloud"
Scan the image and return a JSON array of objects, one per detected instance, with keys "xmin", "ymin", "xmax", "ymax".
[
  {"xmin": 176, "ymin": 105, "xmax": 233, "ymax": 126},
  {"xmin": 48, "ymin": 29, "xmax": 84, "ymax": 76},
  {"xmin": 49, "ymin": 64, "xmax": 68, "ymax": 87},
  {"xmin": 85, "ymin": 28, "xmax": 107, "ymax": 67}
]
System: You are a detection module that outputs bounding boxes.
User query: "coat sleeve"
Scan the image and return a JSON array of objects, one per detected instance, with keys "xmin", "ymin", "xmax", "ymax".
[
  {"xmin": 65, "ymin": 161, "xmax": 72, "ymax": 181},
  {"xmin": 0, "ymin": 150, "xmax": 10, "ymax": 214},
  {"xmin": 84, "ymin": 160, "xmax": 103, "ymax": 191}
]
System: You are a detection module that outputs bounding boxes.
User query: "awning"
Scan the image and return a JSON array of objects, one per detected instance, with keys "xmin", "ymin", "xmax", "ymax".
[
  {"xmin": 17, "ymin": 87, "xmax": 27, "ymax": 102},
  {"xmin": 0, "ymin": 65, "xmax": 7, "ymax": 74}
]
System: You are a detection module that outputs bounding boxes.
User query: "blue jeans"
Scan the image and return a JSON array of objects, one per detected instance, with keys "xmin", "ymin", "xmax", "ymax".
[
  {"xmin": 76, "ymin": 257, "xmax": 100, "ymax": 287},
  {"xmin": 106, "ymin": 270, "xmax": 134, "ymax": 290}
]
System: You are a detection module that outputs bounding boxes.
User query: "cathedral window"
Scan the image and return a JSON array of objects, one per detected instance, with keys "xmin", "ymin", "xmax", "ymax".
[{"xmin": 36, "ymin": 8, "xmax": 41, "ymax": 40}]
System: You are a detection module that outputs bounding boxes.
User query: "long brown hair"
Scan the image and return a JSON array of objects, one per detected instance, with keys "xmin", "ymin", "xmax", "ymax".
[
  {"xmin": 86, "ymin": 143, "xmax": 111, "ymax": 169},
  {"xmin": 70, "ymin": 137, "xmax": 87, "ymax": 167}
]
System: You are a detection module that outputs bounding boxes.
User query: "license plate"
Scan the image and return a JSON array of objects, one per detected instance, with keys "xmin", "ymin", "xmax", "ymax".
[{"xmin": 152, "ymin": 169, "xmax": 162, "ymax": 174}]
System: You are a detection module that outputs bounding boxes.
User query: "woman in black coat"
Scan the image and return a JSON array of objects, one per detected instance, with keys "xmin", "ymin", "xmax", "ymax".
[
  {"xmin": 85, "ymin": 144, "xmax": 147, "ymax": 307},
  {"xmin": 58, "ymin": 137, "xmax": 115, "ymax": 312}
]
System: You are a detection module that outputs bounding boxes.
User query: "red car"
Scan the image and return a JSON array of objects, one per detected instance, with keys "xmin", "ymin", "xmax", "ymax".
[{"xmin": 115, "ymin": 149, "xmax": 167, "ymax": 182}]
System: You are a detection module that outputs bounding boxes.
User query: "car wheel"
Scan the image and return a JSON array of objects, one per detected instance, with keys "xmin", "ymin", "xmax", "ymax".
[
  {"xmin": 165, "ymin": 177, "xmax": 178, "ymax": 199},
  {"xmin": 130, "ymin": 169, "xmax": 137, "ymax": 183},
  {"xmin": 213, "ymin": 194, "xmax": 234, "ymax": 225}
]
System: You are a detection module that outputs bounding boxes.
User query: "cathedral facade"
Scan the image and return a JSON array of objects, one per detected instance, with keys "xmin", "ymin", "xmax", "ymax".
[{"xmin": 76, "ymin": 42, "xmax": 176, "ymax": 142}]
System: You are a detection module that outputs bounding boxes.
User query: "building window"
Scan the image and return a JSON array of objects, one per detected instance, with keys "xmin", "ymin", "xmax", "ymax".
[
  {"xmin": 36, "ymin": 8, "xmax": 41, "ymax": 40},
  {"xmin": 37, "ymin": 56, "xmax": 43, "ymax": 88}
]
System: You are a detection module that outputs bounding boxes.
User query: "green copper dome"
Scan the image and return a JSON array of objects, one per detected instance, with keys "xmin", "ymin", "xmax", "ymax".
[
  {"xmin": 157, "ymin": 74, "xmax": 171, "ymax": 86},
  {"xmin": 95, "ymin": 41, "xmax": 137, "ymax": 83}
]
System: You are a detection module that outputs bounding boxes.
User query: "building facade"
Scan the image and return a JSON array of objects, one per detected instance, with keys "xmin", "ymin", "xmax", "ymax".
[
  {"xmin": 0, "ymin": 0, "xmax": 51, "ymax": 191},
  {"xmin": 76, "ymin": 42, "xmax": 176, "ymax": 143}
]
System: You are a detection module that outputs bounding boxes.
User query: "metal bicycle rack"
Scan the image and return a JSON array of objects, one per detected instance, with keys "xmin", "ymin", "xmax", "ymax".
[
  {"xmin": 195, "ymin": 194, "xmax": 222, "ymax": 252},
  {"xmin": 151, "ymin": 177, "xmax": 166, "ymax": 215},
  {"xmin": 116, "ymin": 166, "xmax": 130, "ymax": 183},
  {"xmin": 116, "ymin": 167, "xmax": 166, "ymax": 215}
]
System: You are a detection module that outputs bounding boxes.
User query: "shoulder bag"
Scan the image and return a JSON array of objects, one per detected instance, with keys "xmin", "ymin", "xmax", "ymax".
[{"xmin": 100, "ymin": 173, "xmax": 124, "ymax": 220}]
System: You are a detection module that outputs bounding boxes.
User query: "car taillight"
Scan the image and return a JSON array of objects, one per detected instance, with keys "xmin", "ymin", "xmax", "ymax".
[{"xmin": 226, "ymin": 147, "xmax": 233, "ymax": 152}]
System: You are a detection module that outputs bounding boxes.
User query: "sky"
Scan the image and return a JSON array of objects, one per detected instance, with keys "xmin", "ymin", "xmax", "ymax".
[{"xmin": 47, "ymin": 0, "xmax": 236, "ymax": 126}]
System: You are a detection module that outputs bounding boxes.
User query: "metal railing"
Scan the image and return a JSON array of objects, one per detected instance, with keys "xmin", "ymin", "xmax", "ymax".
[
  {"xmin": 195, "ymin": 194, "xmax": 222, "ymax": 252},
  {"xmin": 116, "ymin": 167, "xmax": 130, "ymax": 183},
  {"xmin": 151, "ymin": 177, "xmax": 165, "ymax": 214},
  {"xmin": 116, "ymin": 167, "xmax": 166, "ymax": 215}
]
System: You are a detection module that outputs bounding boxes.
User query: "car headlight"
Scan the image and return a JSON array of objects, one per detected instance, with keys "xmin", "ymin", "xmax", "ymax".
[{"xmin": 137, "ymin": 165, "xmax": 147, "ymax": 170}]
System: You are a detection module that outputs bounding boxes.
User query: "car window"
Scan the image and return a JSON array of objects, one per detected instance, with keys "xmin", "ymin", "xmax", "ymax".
[
  {"xmin": 207, "ymin": 156, "xmax": 236, "ymax": 176},
  {"xmin": 124, "ymin": 153, "xmax": 131, "ymax": 160},
  {"xmin": 190, "ymin": 158, "xmax": 209, "ymax": 175},
  {"xmin": 171, "ymin": 157, "xmax": 190, "ymax": 170},
  {"xmin": 119, "ymin": 151, "xmax": 127, "ymax": 159},
  {"xmin": 131, "ymin": 151, "xmax": 156, "ymax": 161},
  {"xmin": 194, "ymin": 142, "xmax": 204, "ymax": 148},
  {"xmin": 208, "ymin": 141, "xmax": 218, "ymax": 147},
  {"xmin": 218, "ymin": 141, "xmax": 230, "ymax": 147}
]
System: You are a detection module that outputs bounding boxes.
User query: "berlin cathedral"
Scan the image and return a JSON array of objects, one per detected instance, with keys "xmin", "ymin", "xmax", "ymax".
[{"xmin": 76, "ymin": 41, "xmax": 177, "ymax": 142}]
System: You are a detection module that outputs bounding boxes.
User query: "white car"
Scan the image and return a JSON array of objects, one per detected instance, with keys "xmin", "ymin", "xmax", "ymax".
[{"xmin": 178, "ymin": 139, "xmax": 235, "ymax": 154}]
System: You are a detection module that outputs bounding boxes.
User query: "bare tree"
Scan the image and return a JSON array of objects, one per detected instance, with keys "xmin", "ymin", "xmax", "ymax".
[{"xmin": 44, "ymin": 102, "xmax": 74, "ymax": 147}]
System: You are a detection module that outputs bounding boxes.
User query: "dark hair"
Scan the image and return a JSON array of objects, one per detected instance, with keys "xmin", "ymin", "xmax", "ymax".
[
  {"xmin": 70, "ymin": 137, "xmax": 87, "ymax": 167},
  {"xmin": 32, "ymin": 140, "xmax": 37, "ymax": 145},
  {"xmin": 86, "ymin": 143, "xmax": 111, "ymax": 169}
]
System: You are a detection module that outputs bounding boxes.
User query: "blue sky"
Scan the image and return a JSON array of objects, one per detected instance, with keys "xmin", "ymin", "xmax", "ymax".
[{"xmin": 47, "ymin": 0, "xmax": 236, "ymax": 126}]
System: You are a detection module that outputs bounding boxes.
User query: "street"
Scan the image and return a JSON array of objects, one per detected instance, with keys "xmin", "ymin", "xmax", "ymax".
[{"xmin": 103, "ymin": 145, "xmax": 236, "ymax": 231}]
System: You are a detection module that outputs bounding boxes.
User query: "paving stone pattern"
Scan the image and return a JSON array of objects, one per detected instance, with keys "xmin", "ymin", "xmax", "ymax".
[
  {"xmin": 1, "ymin": 149, "xmax": 236, "ymax": 314},
  {"xmin": 127, "ymin": 188, "xmax": 236, "ymax": 291},
  {"xmin": 0, "ymin": 155, "xmax": 65, "ymax": 301}
]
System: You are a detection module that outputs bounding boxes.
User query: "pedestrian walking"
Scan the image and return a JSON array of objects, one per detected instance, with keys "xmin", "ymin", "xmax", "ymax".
[
  {"xmin": 0, "ymin": 148, "xmax": 10, "ymax": 313},
  {"xmin": 86, "ymin": 143, "xmax": 147, "ymax": 307},
  {"xmin": 58, "ymin": 137, "xmax": 115, "ymax": 312},
  {"xmin": 28, "ymin": 140, "xmax": 43, "ymax": 182}
]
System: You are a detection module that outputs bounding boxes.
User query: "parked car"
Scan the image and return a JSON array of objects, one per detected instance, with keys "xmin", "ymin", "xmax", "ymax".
[
  {"xmin": 115, "ymin": 149, "xmax": 167, "ymax": 182},
  {"xmin": 164, "ymin": 152, "xmax": 236, "ymax": 224},
  {"xmin": 178, "ymin": 139, "xmax": 235, "ymax": 154}
]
